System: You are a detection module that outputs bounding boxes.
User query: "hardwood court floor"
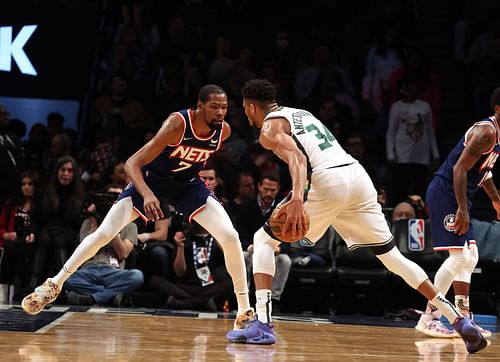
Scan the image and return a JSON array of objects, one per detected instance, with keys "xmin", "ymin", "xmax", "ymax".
[{"xmin": 0, "ymin": 308, "xmax": 498, "ymax": 361}]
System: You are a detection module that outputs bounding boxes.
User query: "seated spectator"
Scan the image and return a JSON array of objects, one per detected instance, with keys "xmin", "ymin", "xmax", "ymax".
[
  {"xmin": 343, "ymin": 133, "xmax": 379, "ymax": 183},
  {"xmin": 30, "ymin": 156, "xmax": 85, "ymax": 288},
  {"xmin": 225, "ymin": 170, "xmax": 256, "ymax": 222},
  {"xmin": 134, "ymin": 199, "xmax": 172, "ymax": 282},
  {"xmin": 200, "ymin": 163, "xmax": 228, "ymax": 202},
  {"xmin": 391, "ymin": 196, "xmax": 429, "ymax": 224},
  {"xmin": 234, "ymin": 173, "xmax": 292, "ymax": 311},
  {"xmin": 43, "ymin": 132, "xmax": 74, "ymax": 178},
  {"xmin": 392, "ymin": 201, "xmax": 416, "ymax": 224},
  {"xmin": 0, "ymin": 172, "xmax": 38, "ymax": 303},
  {"xmin": 101, "ymin": 160, "xmax": 130, "ymax": 190},
  {"xmin": 64, "ymin": 184, "xmax": 144, "ymax": 306},
  {"xmin": 148, "ymin": 222, "xmax": 233, "ymax": 312}
]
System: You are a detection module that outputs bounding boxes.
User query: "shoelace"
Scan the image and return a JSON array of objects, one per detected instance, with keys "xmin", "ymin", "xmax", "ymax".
[
  {"xmin": 429, "ymin": 320, "xmax": 454, "ymax": 333},
  {"xmin": 242, "ymin": 317, "xmax": 258, "ymax": 329}
]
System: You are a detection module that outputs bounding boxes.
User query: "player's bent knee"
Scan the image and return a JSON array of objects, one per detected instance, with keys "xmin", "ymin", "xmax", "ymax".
[
  {"xmin": 376, "ymin": 246, "xmax": 428, "ymax": 289},
  {"xmin": 129, "ymin": 270, "xmax": 144, "ymax": 288},
  {"xmin": 442, "ymin": 248, "xmax": 469, "ymax": 275},
  {"xmin": 253, "ymin": 228, "xmax": 280, "ymax": 276},
  {"xmin": 463, "ymin": 242, "xmax": 478, "ymax": 274},
  {"xmin": 216, "ymin": 227, "xmax": 240, "ymax": 247}
]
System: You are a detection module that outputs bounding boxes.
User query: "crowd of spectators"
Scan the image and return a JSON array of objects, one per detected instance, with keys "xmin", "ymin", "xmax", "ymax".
[{"xmin": 1, "ymin": 0, "xmax": 499, "ymax": 311}]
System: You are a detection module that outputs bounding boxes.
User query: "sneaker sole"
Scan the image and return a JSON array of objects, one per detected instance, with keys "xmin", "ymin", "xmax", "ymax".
[
  {"xmin": 21, "ymin": 294, "xmax": 57, "ymax": 315},
  {"xmin": 415, "ymin": 325, "xmax": 457, "ymax": 339},
  {"xmin": 480, "ymin": 331, "xmax": 492, "ymax": 338},
  {"xmin": 460, "ymin": 325, "xmax": 488, "ymax": 353},
  {"xmin": 227, "ymin": 333, "xmax": 276, "ymax": 345}
]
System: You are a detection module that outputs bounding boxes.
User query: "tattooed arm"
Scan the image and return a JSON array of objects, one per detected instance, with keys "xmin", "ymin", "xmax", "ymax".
[{"xmin": 452, "ymin": 124, "xmax": 496, "ymax": 235}]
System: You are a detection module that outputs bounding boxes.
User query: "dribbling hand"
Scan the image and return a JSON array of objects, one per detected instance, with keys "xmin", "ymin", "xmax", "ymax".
[{"xmin": 277, "ymin": 198, "xmax": 308, "ymax": 240}]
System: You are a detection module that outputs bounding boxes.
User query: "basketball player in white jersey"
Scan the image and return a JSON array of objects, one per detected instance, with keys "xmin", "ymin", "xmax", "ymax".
[{"xmin": 226, "ymin": 79, "xmax": 487, "ymax": 354}]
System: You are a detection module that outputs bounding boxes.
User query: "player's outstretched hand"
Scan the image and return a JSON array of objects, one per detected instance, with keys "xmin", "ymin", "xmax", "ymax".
[{"xmin": 143, "ymin": 192, "xmax": 164, "ymax": 221}]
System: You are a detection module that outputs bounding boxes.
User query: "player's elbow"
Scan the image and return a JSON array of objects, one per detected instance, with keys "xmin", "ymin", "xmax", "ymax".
[
  {"xmin": 452, "ymin": 163, "xmax": 467, "ymax": 177},
  {"xmin": 124, "ymin": 158, "xmax": 138, "ymax": 178}
]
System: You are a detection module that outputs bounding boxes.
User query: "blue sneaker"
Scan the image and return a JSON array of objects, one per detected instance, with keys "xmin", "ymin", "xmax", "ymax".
[
  {"xmin": 453, "ymin": 317, "xmax": 487, "ymax": 353},
  {"xmin": 226, "ymin": 318, "xmax": 277, "ymax": 344}
]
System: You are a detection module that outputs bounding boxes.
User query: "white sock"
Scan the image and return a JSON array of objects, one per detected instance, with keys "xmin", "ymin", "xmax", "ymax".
[
  {"xmin": 236, "ymin": 292, "xmax": 251, "ymax": 314},
  {"xmin": 52, "ymin": 265, "xmax": 74, "ymax": 287},
  {"xmin": 430, "ymin": 292, "xmax": 461, "ymax": 325},
  {"xmin": 255, "ymin": 289, "xmax": 272, "ymax": 324}
]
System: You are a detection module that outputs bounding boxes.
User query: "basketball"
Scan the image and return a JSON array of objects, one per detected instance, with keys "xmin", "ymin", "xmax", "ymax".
[{"xmin": 269, "ymin": 206, "xmax": 310, "ymax": 243}]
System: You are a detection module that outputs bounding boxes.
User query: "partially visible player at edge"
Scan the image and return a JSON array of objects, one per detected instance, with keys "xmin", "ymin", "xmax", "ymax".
[
  {"xmin": 415, "ymin": 86, "xmax": 500, "ymax": 339},
  {"xmin": 226, "ymin": 78, "xmax": 487, "ymax": 354},
  {"xmin": 22, "ymin": 85, "xmax": 253, "ymax": 331}
]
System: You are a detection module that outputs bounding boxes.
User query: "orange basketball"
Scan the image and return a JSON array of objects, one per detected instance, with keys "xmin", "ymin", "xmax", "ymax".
[{"xmin": 269, "ymin": 206, "xmax": 310, "ymax": 243}]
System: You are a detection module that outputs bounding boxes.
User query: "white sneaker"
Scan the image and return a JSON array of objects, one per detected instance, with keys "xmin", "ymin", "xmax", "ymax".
[{"xmin": 415, "ymin": 319, "xmax": 459, "ymax": 338}]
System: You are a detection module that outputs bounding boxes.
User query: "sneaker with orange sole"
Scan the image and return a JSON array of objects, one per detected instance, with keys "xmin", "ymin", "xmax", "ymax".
[{"xmin": 21, "ymin": 278, "xmax": 61, "ymax": 315}]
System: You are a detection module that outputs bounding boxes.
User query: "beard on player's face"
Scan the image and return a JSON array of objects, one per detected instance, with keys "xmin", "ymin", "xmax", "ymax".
[{"xmin": 207, "ymin": 118, "xmax": 223, "ymax": 131}]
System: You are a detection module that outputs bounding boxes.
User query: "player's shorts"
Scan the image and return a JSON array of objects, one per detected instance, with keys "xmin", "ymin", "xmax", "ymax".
[
  {"xmin": 117, "ymin": 172, "xmax": 212, "ymax": 223},
  {"xmin": 302, "ymin": 162, "xmax": 393, "ymax": 252},
  {"xmin": 426, "ymin": 176, "xmax": 473, "ymax": 250}
]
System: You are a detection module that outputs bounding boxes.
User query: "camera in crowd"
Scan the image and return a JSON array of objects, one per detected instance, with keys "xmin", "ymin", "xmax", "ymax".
[
  {"xmin": 14, "ymin": 208, "xmax": 31, "ymax": 242},
  {"xmin": 81, "ymin": 192, "xmax": 121, "ymax": 223},
  {"xmin": 170, "ymin": 211, "xmax": 207, "ymax": 240},
  {"xmin": 170, "ymin": 210, "xmax": 187, "ymax": 234}
]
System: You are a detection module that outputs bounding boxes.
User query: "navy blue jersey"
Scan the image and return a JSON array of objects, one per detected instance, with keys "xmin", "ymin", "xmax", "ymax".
[
  {"xmin": 118, "ymin": 108, "xmax": 224, "ymax": 221},
  {"xmin": 434, "ymin": 116, "xmax": 500, "ymax": 196},
  {"xmin": 428, "ymin": 116, "xmax": 499, "ymax": 249},
  {"xmin": 143, "ymin": 109, "xmax": 224, "ymax": 179}
]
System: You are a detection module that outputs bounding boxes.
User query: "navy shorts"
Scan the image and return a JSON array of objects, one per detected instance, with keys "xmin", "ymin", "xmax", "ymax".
[
  {"xmin": 117, "ymin": 172, "xmax": 212, "ymax": 222},
  {"xmin": 426, "ymin": 176, "xmax": 473, "ymax": 250}
]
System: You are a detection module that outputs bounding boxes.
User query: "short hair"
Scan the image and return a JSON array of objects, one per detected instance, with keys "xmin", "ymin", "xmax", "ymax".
[
  {"xmin": 241, "ymin": 79, "xmax": 276, "ymax": 103},
  {"xmin": 198, "ymin": 84, "xmax": 226, "ymax": 103},
  {"xmin": 260, "ymin": 172, "xmax": 280, "ymax": 184},
  {"xmin": 490, "ymin": 86, "xmax": 500, "ymax": 110}
]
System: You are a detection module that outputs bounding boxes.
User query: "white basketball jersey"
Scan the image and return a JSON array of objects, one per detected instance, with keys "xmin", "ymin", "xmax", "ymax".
[{"xmin": 264, "ymin": 107, "xmax": 356, "ymax": 171}]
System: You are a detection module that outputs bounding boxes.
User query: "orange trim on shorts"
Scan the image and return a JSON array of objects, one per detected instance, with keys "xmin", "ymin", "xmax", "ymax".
[
  {"xmin": 189, "ymin": 204, "xmax": 207, "ymax": 223},
  {"xmin": 134, "ymin": 207, "xmax": 148, "ymax": 223}
]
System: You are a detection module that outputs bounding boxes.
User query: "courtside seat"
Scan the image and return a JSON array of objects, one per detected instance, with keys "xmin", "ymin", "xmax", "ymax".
[
  {"xmin": 281, "ymin": 226, "xmax": 336, "ymax": 315},
  {"xmin": 391, "ymin": 219, "xmax": 443, "ymax": 276},
  {"xmin": 332, "ymin": 235, "xmax": 389, "ymax": 315},
  {"xmin": 389, "ymin": 218, "xmax": 444, "ymax": 309},
  {"xmin": 468, "ymin": 218, "xmax": 500, "ymax": 315}
]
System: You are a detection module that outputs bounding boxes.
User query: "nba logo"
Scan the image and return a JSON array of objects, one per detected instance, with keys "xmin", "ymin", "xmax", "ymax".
[{"xmin": 408, "ymin": 219, "xmax": 425, "ymax": 251}]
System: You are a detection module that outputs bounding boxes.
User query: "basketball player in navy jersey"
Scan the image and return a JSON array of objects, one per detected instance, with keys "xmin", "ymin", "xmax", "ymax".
[
  {"xmin": 227, "ymin": 79, "xmax": 487, "ymax": 353},
  {"xmin": 415, "ymin": 86, "xmax": 500, "ymax": 339},
  {"xmin": 22, "ymin": 85, "xmax": 253, "ymax": 330}
]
